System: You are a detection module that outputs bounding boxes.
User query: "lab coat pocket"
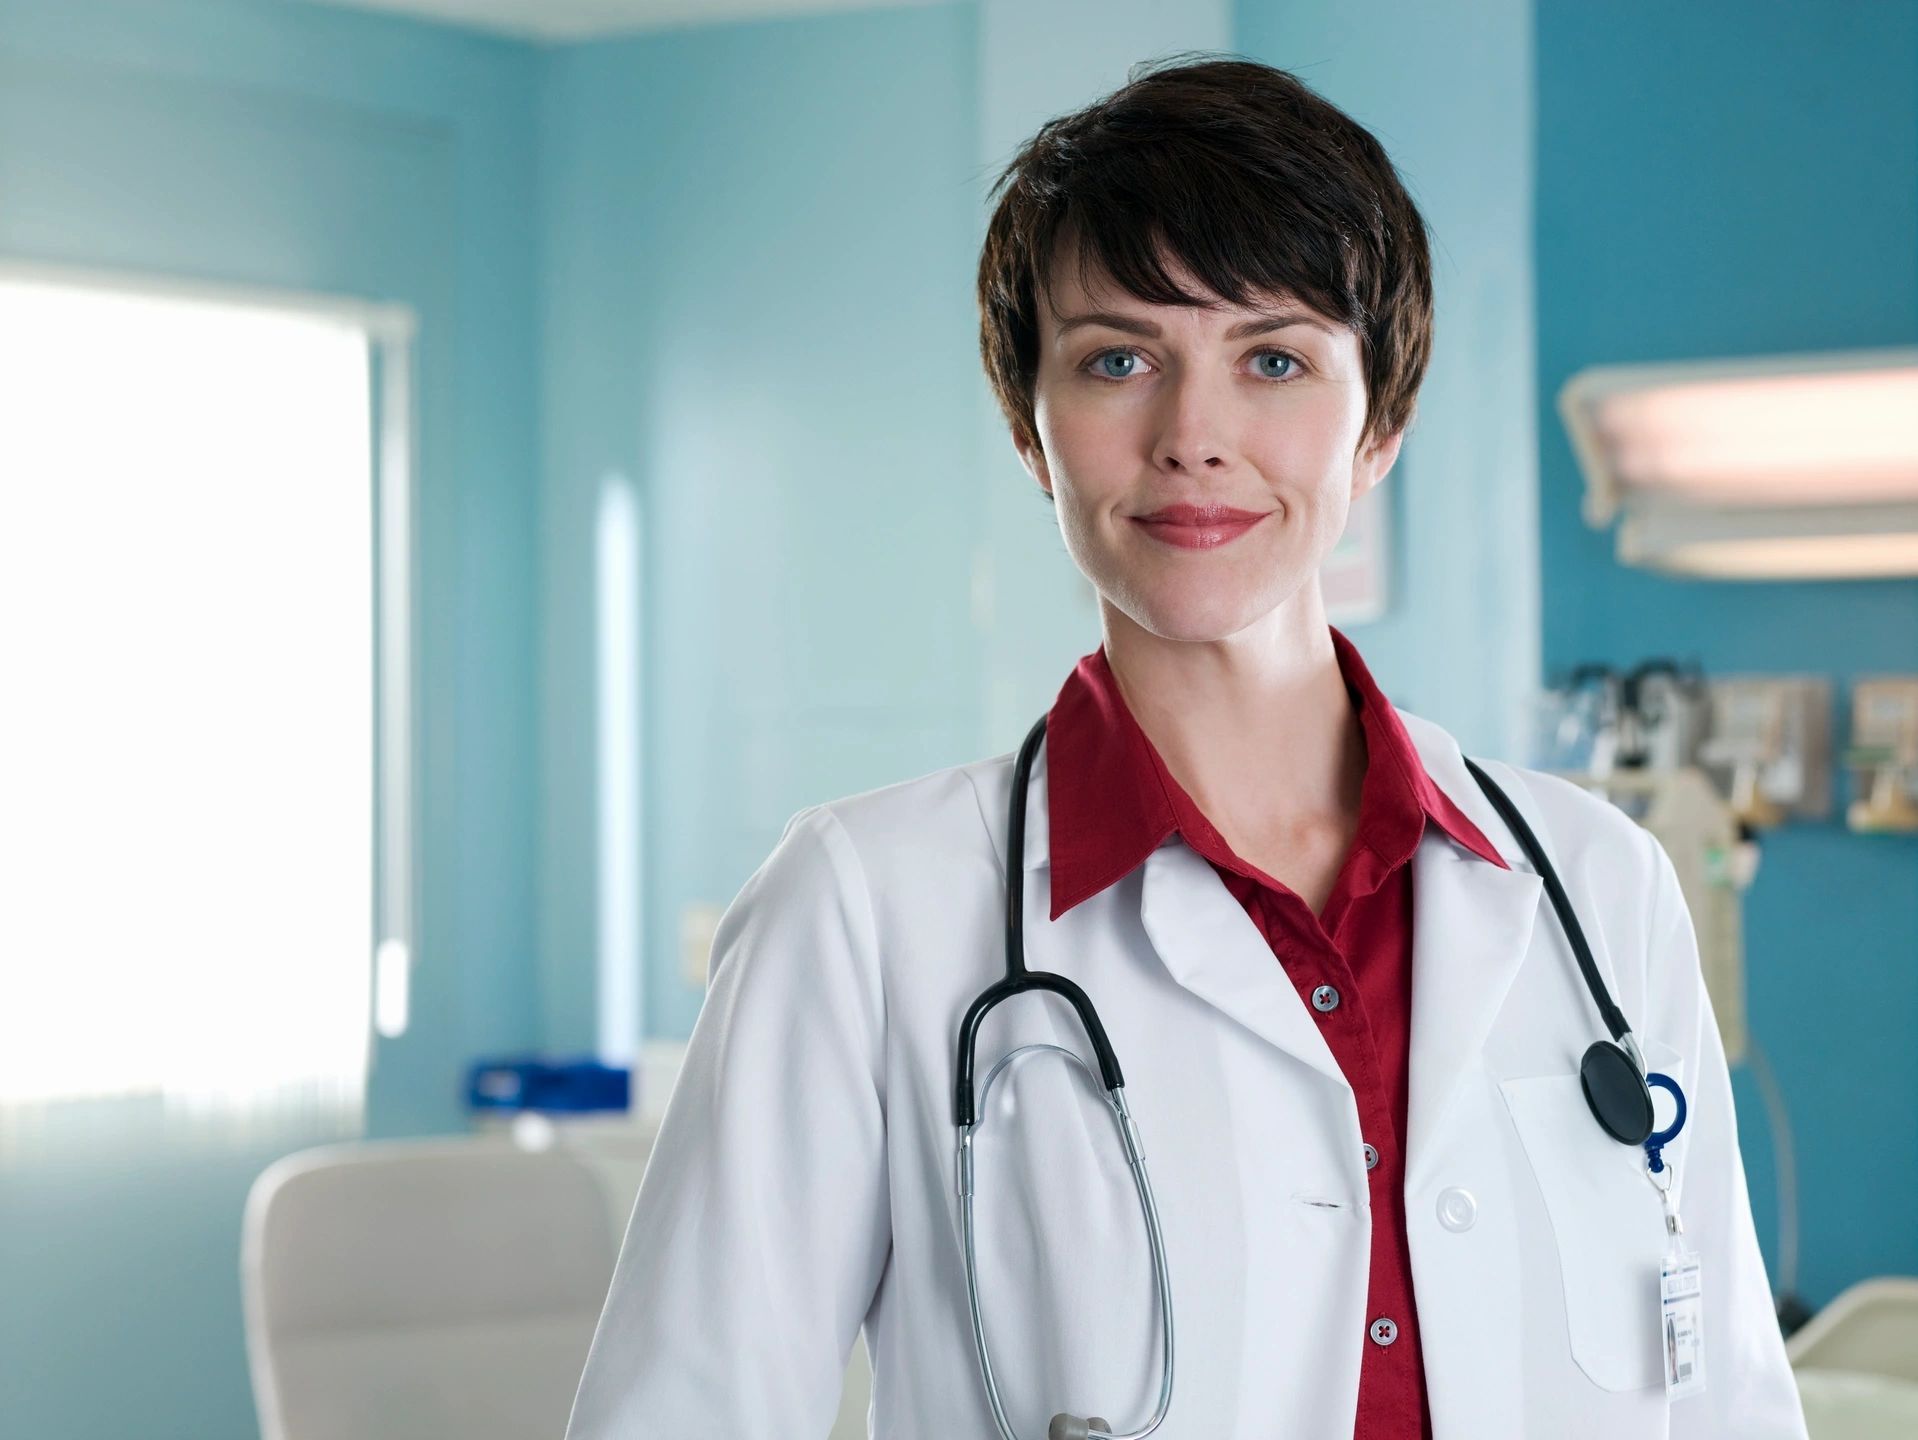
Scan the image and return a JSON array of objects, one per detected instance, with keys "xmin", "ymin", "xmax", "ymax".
[{"xmin": 1498, "ymin": 1043, "xmax": 1688, "ymax": 1393}]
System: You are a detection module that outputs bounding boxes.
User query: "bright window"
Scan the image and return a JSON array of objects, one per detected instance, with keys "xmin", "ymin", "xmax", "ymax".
[{"xmin": 0, "ymin": 271, "xmax": 412, "ymax": 1145}]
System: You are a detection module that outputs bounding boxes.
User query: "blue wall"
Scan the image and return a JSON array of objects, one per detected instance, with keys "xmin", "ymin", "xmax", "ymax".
[
  {"xmin": 1535, "ymin": 0, "xmax": 1918, "ymax": 1306},
  {"xmin": 0, "ymin": 1, "xmax": 540, "ymax": 1434}
]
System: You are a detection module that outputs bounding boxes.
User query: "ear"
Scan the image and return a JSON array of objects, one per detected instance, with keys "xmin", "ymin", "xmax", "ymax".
[
  {"xmin": 1012, "ymin": 432, "xmax": 1052, "ymax": 496},
  {"xmin": 1352, "ymin": 425, "xmax": 1405, "ymax": 501}
]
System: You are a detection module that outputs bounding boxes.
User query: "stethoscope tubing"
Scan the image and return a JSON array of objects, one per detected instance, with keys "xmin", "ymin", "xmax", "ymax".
[
  {"xmin": 954, "ymin": 711, "xmax": 1662, "ymax": 1438},
  {"xmin": 959, "ymin": 1043, "xmax": 1175, "ymax": 1440}
]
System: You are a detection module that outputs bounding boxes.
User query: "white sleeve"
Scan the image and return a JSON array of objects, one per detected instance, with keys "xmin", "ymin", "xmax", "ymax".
[
  {"xmin": 563, "ymin": 803, "xmax": 891, "ymax": 1437},
  {"xmin": 1642, "ymin": 828, "xmax": 1808, "ymax": 1439}
]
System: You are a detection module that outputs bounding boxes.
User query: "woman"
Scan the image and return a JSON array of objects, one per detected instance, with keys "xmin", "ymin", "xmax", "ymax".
[{"xmin": 565, "ymin": 55, "xmax": 1807, "ymax": 1440}]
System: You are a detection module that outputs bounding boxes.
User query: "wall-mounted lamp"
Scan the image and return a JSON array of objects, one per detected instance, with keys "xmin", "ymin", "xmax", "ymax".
[{"xmin": 1560, "ymin": 348, "xmax": 1918, "ymax": 579}]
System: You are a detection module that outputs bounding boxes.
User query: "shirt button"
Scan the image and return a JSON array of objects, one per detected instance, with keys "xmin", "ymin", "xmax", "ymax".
[
  {"xmin": 1370, "ymin": 1317, "xmax": 1398, "ymax": 1346},
  {"xmin": 1363, "ymin": 1143, "xmax": 1379, "ymax": 1171},
  {"xmin": 1310, "ymin": 984, "xmax": 1340, "ymax": 1013},
  {"xmin": 1438, "ymin": 1187, "xmax": 1478, "ymax": 1232}
]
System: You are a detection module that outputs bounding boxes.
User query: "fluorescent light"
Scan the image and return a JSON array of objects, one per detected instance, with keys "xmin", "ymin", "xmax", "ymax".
[{"xmin": 1561, "ymin": 348, "xmax": 1918, "ymax": 578}]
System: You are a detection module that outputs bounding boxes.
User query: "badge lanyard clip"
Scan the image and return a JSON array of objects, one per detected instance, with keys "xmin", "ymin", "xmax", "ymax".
[
  {"xmin": 1642, "ymin": 1071, "xmax": 1707, "ymax": 1400},
  {"xmin": 1642, "ymin": 1070, "xmax": 1689, "ymax": 1237},
  {"xmin": 1642, "ymin": 1071, "xmax": 1688, "ymax": 1179}
]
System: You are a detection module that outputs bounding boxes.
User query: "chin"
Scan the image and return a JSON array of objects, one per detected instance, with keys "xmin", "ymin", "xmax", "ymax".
[{"xmin": 1110, "ymin": 585, "xmax": 1276, "ymax": 644}]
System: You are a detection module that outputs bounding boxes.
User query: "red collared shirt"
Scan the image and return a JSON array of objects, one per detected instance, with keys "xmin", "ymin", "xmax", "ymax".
[{"xmin": 1043, "ymin": 624, "xmax": 1509, "ymax": 1440}]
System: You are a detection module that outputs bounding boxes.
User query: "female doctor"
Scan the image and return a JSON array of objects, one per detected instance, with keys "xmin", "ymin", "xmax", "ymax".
[{"xmin": 564, "ymin": 55, "xmax": 1808, "ymax": 1440}]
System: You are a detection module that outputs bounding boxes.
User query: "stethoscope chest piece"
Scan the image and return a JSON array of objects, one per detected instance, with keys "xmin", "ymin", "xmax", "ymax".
[{"xmin": 1580, "ymin": 1039, "xmax": 1654, "ymax": 1145}]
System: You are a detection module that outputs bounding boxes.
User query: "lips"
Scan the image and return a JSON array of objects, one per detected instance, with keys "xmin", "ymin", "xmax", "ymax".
[
  {"xmin": 1129, "ymin": 502, "xmax": 1271, "ymax": 550},
  {"xmin": 1135, "ymin": 502, "xmax": 1267, "ymax": 525}
]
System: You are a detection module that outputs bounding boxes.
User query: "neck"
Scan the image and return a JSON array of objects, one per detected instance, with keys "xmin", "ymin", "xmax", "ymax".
[{"xmin": 1098, "ymin": 583, "xmax": 1367, "ymax": 844}]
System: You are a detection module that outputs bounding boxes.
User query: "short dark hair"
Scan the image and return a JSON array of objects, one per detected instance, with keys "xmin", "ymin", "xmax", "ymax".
[{"xmin": 976, "ymin": 53, "xmax": 1434, "ymax": 467}]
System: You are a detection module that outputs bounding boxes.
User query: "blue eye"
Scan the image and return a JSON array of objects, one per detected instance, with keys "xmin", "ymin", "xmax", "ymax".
[{"xmin": 1081, "ymin": 347, "xmax": 1303, "ymax": 382}]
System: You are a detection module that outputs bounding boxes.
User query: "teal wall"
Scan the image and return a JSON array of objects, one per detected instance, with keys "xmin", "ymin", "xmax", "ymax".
[
  {"xmin": 534, "ymin": 2, "xmax": 986, "ymax": 1051},
  {"xmin": 1534, "ymin": 0, "xmax": 1918, "ymax": 1307},
  {"xmin": 0, "ymin": 0, "xmax": 540, "ymax": 1434}
]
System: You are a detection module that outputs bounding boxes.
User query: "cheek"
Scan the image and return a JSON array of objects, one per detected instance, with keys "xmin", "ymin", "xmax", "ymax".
[
  {"xmin": 1248, "ymin": 413, "xmax": 1332, "ymax": 469},
  {"xmin": 1252, "ymin": 424, "xmax": 1356, "ymax": 505},
  {"xmin": 1045, "ymin": 415, "xmax": 1132, "ymax": 500},
  {"xmin": 1042, "ymin": 393, "xmax": 1115, "ymax": 454}
]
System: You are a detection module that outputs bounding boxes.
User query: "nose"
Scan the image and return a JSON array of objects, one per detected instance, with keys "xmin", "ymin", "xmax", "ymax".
[{"xmin": 1151, "ymin": 371, "xmax": 1233, "ymax": 474}]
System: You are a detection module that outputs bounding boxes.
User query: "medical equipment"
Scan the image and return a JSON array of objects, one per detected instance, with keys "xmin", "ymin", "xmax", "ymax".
[
  {"xmin": 951, "ymin": 714, "xmax": 1681, "ymax": 1440},
  {"xmin": 1572, "ymin": 765, "xmax": 1752, "ymax": 1066},
  {"xmin": 1700, "ymin": 676, "xmax": 1834, "ymax": 827},
  {"xmin": 1845, "ymin": 678, "xmax": 1918, "ymax": 833},
  {"xmin": 1537, "ymin": 663, "xmax": 1834, "ymax": 1333},
  {"xmin": 1531, "ymin": 661, "xmax": 1780, "ymax": 1061}
]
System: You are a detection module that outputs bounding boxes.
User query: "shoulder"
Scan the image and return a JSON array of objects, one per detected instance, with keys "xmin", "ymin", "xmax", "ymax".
[
  {"xmin": 1433, "ymin": 738, "xmax": 1681, "ymax": 1025},
  {"xmin": 1395, "ymin": 708, "xmax": 1656, "ymax": 883},
  {"xmin": 772, "ymin": 749, "xmax": 1012, "ymax": 900},
  {"xmin": 1483, "ymin": 757, "xmax": 1665, "ymax": 928},
  {"xmin": 1507, "ymin": 763, "xmax": 1658, "ymax": 869},
  {"xmin": 708, "ymin": 760, "xmax": 996, "ymax": 1007}
]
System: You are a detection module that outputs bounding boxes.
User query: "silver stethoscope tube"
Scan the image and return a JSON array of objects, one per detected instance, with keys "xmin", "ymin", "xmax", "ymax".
[{"xmin": 957, "ymin": 1043, "xmax": 1175, "ymax": 1440}]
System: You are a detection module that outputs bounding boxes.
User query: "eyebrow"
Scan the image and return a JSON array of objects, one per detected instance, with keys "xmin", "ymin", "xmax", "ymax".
[{"xmin": 1053, "ymin": 307, "xmax": 1341, "ymax": 343}]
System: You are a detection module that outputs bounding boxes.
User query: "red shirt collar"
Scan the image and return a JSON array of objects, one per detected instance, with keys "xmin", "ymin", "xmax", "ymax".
[{"xmin": 1044, "ymin": 624, "xmax": 1509, "ymax": 921}]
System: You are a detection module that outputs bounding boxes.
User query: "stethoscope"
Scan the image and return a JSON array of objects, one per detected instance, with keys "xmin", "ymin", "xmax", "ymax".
[{"xmin": 953, "ymin": 713, "xmax": 1690, "ymax": 1440}]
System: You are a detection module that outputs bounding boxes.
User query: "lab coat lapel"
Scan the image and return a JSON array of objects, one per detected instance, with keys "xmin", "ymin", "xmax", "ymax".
[
  {"xmin": 1012, "ymin": 709, "xmax": 1548, "ymax": 1131},
  {"xmin": 1397, "ymin": 711, "xmax": 1545, "ymax": 1193},
  {"xmin": 1139, "ymin": 840, "xmax": 1349, "ymax": 1089},
  {"xmin": 1012, "ymin": 739, "xmax": 1348, "ymax": 1089}
]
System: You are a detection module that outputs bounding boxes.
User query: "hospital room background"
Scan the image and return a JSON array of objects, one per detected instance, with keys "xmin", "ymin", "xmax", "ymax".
[{"xmin": 0, "ymin": 0, "xmax": 1913, "ymax": 1435}]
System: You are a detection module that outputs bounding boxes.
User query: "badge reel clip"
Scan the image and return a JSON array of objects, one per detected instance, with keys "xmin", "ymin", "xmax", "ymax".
[{"xmin": 1641, "ymin": 1071, "xmax": 1707, "ymax": 1400}]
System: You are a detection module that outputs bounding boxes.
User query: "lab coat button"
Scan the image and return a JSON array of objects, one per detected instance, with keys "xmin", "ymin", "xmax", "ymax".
[
  {"xmin": 1437, "ymin": 1187, "xmax": 1478, "ymax": 1231},
  {"xmin": 1363, "ymin": 1143, "xmax": 1379, "ymax": 1170},
  {"xmin": 1311, "ymin": 984, "xmax": 1340, "ymax": 1012},
  {"xmin": 1369, "ymin": 1317, "xmax": 1398, "ymax": 1346}
]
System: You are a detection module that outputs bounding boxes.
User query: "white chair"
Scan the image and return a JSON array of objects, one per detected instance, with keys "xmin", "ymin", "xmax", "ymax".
[
  {"xmin": 1787, "ymin": 1277, "xmax": 1918, "ymax": 1440},
  {"xmin": 1788, "ymin": 1277, "xmax": 1918, "ymax": 1379},
  {"xmin": 241, "ymin": 1135, "xmax": 617, "ymax": 1440}
]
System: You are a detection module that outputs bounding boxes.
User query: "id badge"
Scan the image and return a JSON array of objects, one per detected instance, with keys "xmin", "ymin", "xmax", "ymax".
[{"xmin": 1659, "ymin": 1248, "xmax": 1707, "ymax": 1399}]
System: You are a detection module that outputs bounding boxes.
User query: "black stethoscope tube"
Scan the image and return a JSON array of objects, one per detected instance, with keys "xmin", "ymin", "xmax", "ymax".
[{"xmin": 953, "ymin": 713, "xmax": 1658, "ymax": 1148}]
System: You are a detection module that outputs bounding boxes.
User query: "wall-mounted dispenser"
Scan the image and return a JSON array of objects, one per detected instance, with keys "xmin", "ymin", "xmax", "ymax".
[
  {"xmin": 1698, "ymin": 676, "xmax": 1834, "ymax": 828},
  {"xmin": 1844, "ymin": 678, "xmax": 1918, "ymax": 833}
]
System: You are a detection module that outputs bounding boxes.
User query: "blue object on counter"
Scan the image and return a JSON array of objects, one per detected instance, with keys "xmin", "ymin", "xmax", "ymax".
[{"xmin": 465, "ymin": 1055, "xmax": 631, "ymax": 1114}]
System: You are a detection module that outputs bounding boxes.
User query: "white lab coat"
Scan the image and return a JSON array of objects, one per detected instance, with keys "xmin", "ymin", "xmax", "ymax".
[{"xmin": 564, "ymin": 708, "xmax": 1809, "ymax": 1439}]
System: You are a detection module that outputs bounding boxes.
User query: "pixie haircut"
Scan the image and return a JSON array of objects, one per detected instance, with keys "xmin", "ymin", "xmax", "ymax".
[{"xmin": 977, "ymin": 53, "xmax": 1434, "ymax": 469}]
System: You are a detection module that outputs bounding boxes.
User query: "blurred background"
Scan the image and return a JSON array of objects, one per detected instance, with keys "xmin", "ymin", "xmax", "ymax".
[{"xmin": 0, "ymin": 1, "xmax": 1914, "ymax": 1436}]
